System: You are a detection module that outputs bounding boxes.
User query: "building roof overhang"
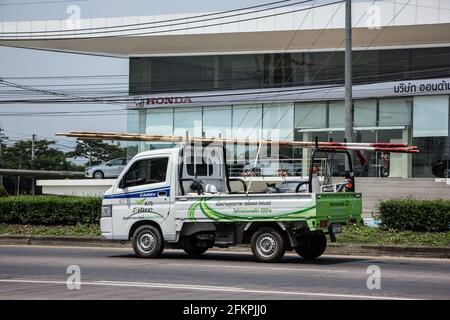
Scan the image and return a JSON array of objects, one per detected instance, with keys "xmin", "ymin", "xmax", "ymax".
[{"xmin": 1, "ymin": 23, "xmax": 450, "ymax": 58}]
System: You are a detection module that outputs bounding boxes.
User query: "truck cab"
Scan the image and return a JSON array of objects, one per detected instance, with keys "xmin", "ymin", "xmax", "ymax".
[{"xmin": 100, "ymin": 142, "xmax": 362, "ymax": 262}]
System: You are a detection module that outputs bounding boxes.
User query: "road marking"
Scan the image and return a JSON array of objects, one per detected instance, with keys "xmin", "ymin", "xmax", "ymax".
[
  {"xmin": 157, "ymin": 262, "xmax": 349, "ymax": 273},
  {"xmin": 1, "ymin": 245, "xmax": 449, "ymax": 263},
  {"xmin": 0, "ymin": 278, "xmax": 416, "ymax": 300},
  {"xmin": 97, "ymin": 280, "xmax": 243, "ymax": 290}
]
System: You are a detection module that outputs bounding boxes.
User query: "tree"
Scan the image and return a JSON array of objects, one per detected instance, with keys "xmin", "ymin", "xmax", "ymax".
[
  {"xmin": 67, "ymin": 139, "xmax": 127, "ymax": 166},
  {"xmin": 2, "ymin": 139, "xmax": 82, "ymax": 171},
  {"xmin": 1, "ymin": 139, "xmax": 84, "ymax": 195}
]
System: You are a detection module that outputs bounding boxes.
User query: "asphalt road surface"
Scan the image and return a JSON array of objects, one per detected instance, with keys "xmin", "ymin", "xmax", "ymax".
[{"xmin": 0, "ymin": 245, "xmax": 449, "ymax": 300}]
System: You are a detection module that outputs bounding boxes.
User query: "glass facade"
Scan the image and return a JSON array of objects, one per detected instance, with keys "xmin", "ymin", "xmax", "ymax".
[
  {"xmin": 129, "ymin": 47, "xmax": 450, "ymax": 95},
  {"xmin": 131, "ymin": 95, "xmax": 449, "ymax": 178},
  {"xmin": 412, "ymin": 95, "xmax": 450, "ymax": 177},
  {"xmin": 128, "ymin": 47, "xmax": 450, "ymax": 178},
  {"xmin": 294, "ymin": 98, "xmax": 413, "ymax": 178}
]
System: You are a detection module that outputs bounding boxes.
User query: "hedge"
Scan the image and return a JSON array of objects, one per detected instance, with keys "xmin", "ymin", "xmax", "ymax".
[
  {"xmin": 0, "ymin": 195, "xmax": 102, "ymax": 225},
  {"xmin": 1, "ymin": 195, "xmax": 449, "ymax": 231},
  {"xmin": 379, "ymin": 198, "xmax": 450, "ymax": 232}
]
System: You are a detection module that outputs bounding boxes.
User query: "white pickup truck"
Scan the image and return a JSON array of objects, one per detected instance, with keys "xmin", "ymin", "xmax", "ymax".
[{"xmin": 100, "ymin": 143, "xmax": 362, "ymax": 262}]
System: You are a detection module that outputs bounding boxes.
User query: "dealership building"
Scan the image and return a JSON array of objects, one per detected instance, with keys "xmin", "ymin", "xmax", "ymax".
[{"xmin": 1, "ymin": 0, "xmax": 450, "ymax": 179}]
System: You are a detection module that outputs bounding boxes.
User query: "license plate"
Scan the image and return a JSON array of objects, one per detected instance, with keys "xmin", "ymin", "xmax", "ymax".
[{"xmin": 331, "ymin": 223, "xmax": 342, "ymax": 234}]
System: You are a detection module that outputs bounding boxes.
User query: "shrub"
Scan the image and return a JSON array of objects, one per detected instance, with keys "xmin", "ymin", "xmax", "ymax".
[
  {"xmin": 0, "ymin": 185, "xmax": 8, "ymax": 197},
  {"xmin": 379, "ymin": 198, "xmax": 450, "ymax": 232},
  {"xmin": 0, "ymin": 195, "xmax": 102, "ymax": 225}
]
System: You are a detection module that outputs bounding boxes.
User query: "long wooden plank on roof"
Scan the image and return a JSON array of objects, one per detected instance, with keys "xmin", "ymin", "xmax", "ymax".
[{"xmin": 55, "ymin": 131, "xmax": 419, "ymax": 153}]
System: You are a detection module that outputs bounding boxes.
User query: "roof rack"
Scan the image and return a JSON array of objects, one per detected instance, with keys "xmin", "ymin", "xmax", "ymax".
[{"xmin": 55, "ymin": 131, "xmax": 419, "ymax": 154}]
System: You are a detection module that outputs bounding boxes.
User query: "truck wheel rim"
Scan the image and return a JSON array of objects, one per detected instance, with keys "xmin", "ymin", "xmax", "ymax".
[
  {"xmin": 256, "ymin": 234, "xmax": 277, "ymax": 257},
  {"xmin": 138, "ymin": 232, "xmax": 156, "ymax": 252}
]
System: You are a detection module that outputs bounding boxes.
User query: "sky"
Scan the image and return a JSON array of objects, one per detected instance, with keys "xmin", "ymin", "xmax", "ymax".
[{"xmin": 0, "ymin": 0, "xmax": 274, "ymax": 154}]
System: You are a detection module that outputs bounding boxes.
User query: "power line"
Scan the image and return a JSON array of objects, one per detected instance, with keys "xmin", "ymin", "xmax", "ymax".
[
  {"xmin": 0, "ymin": 66, "xmax": 448, "ymax": 108},
  {"xmin": 0, "ymin": 74, "xmax": 128, "ymax": 80},
  {"xmin": 0, "ymin": 63, "xmax": 447, "ymax": 99},
  {"xmin": 319, "ymin": 0, "xmax": 415, "ymax": 95},
  {"xmin": 260, "ymin": 0, "xmax": 415, "ymax": 141},
  {"xmin": 3, "ymin": 71, "xmax": 448, "ymax": 117},
  {"xmin": 2, "ymin": 46, "xmax": 448, "ymax": 82},
  {"xmin": 0, "ymin": 78, "xmax": 126, "ymax": 107},
  {"xmin": 0, "ymin": 0, "xmax": 86, "ymax": 6},
  {"xmin": 2, "ymin": 129, "xmax": 76, "ymax": 145},
  {"xmin": 0, "ymin": 50, "xmax": 447, "ymax": 98},
  {"xmin": 264, "ymin": 0, "xmax": 378, "ymax": 138},
  {"xmin": 243, "ymin": 0, "xmax": 348, "ymax": 139},
  {"xmin": 0, "ymin": 0, "xmax": 342, "ymax": 40},
  {"xmin": 1, "ymin": 0, "xmax": 294, "ymax": 34},
  {"xmin": 0, "ymin": 0, "xmax": 309, "ymax": 37},
  {"xmin": 235, "ymin": 0, "xmax": 320, "ymax": 135}
]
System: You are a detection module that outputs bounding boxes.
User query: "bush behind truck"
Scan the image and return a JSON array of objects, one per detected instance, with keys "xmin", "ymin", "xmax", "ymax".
[
  {"xmin": 379, "ymin": 198, "xmax": 450, "ymax": 232},
  {"xmin": 0, "ymin": 195, "xmax": 101, "ymax": 225}
]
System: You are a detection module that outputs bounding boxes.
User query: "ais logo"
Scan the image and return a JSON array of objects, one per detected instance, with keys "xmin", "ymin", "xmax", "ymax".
[{"xmin": 136, "ymin": 198, "xmax": 153, "ymax": 206}]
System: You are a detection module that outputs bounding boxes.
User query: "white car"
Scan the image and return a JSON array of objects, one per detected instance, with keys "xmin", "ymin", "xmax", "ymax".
[
  {"xmin": 242, "ymin": 162, "xmax": 298, "ymax": 176},
  {"xmin": 85, "ymin": 158, "xmax": 128, "ymax": 179}
]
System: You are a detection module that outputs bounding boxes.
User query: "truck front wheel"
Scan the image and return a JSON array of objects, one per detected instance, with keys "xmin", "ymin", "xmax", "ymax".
[
  {"xmin": 132, "ymin": 225, "xmax": 164, "ymax": 258},
  {"xmin": 251, "ymin": 227, "xmax": 286, "ymax": 262},
  {"xmin": 295, "ymin": 232, "xmax": 327, "ymax": 259}
]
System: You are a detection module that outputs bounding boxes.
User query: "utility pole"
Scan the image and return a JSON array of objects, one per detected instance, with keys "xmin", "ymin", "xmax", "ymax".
[
  {"xmin": 31, "ymin": 134, "xmax": 36, "ymax": 195},
  {"xmin": 17, "ymin": 156, "xmax": 21, "ymax": 196},
  {"xmin": 344, "ymin": 0, "xmax": 353, "ymax": 144}
]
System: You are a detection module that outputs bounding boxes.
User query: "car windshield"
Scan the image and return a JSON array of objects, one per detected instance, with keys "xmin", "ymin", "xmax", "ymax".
[
  {"xmin": 280, "ymin": 182, "xmax": 298, "ymax": 188},
  {"xmin": 282, "ymin": 181, "xmax": 308, "ymax": 189}
]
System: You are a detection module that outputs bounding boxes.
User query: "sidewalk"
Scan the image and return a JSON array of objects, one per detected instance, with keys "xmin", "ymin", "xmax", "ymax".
[{"xmin": 1, "ymin": 235, "xmax": 448, "ymax": 259}]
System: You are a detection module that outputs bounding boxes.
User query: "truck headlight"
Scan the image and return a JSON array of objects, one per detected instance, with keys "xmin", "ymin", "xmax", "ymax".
[{"xmin": 101, "ymin": 205, "xmax": 112, "ymax": 217}]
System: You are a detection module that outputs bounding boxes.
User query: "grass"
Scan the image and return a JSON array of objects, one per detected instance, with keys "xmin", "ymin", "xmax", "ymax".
[
  {"xmin": 337, "ymin": 226, "xmax": 450, "ymax": 247},
  {"xmin": 0, "ymin": 224, "xmax": 449, "ymax": 247},
  {"xmin": 0, "ymin": 223, "xmax": 101, "ymax": 237}
]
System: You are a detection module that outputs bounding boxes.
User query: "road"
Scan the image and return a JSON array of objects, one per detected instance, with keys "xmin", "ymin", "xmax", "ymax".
[{"xmin": 0, "ymin": 245, "xmax": 449, "ymax": 300}]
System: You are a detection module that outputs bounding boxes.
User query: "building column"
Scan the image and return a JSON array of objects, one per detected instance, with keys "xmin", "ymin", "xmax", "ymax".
[
  {"xmin": 302, "ymin": 132, "xmax": 311, "ymax": 178},
  {"xmin": 403, "ymin": 127, "xmax": 412, "ymax": 178},
  {"xmin": 138, "ymin": 109, "xmax": 146, "ymax": 152}
]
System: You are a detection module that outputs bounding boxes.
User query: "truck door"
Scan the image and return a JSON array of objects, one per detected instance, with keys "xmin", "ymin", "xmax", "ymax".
[{"xmin": 109, "ymin": 155, "xmax": 172, "ymax": 239}]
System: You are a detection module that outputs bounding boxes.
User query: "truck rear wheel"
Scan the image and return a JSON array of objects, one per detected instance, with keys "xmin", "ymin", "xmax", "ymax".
[
  {"xmin": 295, "ymin": 232, "xmax": 327, "ymax": 259},
  {"xmin": 132, "ymin": 225, "xmax": 164, "ymax": 258},
  {"xmin": 251, "ymin": 227, "xmax": 286, "ymax": 262},
  {"xmin": 181, "ymin": 237, "xmax": 208, "ymax": 256}
]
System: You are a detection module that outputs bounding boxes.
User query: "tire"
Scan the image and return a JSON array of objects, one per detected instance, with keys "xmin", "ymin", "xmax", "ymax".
[
  {"xmin": 443, "ymin": 169, "xmax": 449, "ymax": 178},
  {"xmin": 295, "ymin": 232, "xmax": 327, "ymax": 259},
  {"xmin": 181, "ymin": 236, "xmax": 208, "ymax": 256},
  {"xmin": 93, "ymin": 170, "xmax": 104, "ymax": 179},
  {"xmin": 132, "ymin": 225, "xmax": 164, "ymax": 258},
  {"xmin": 251, "ymin": 227, "xmax": 286, "ymax": 263}
]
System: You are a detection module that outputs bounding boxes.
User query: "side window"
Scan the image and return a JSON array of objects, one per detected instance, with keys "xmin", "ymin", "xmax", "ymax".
[
  {"xmin": 186, "ymin": 152, "xmax": 214, "ymax": 176},
  {"xmin": 122, "ymin": 157, "xmax": 169, "ymax": 188},
  {"xmin": 186, "ymin": 162, "xmax": 214, "ymax": 176},
  {"xmin": 109, "ymin": 159, "xmax": 124, "ymax": 166}
]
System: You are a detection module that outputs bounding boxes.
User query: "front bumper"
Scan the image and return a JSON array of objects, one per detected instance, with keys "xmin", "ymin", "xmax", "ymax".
[{"xmin": 100, "ymin": 217, "xmax": 113, "ymax": 239}]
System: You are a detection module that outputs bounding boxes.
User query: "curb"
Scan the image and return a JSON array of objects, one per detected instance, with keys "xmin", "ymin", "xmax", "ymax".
[
  {"xmin": 0, "ymin": 235, "xmax": 449, "ymax": 259},
  {"xmin": 325, "ymin": 243, "xmax": 450, "ymax": 259},
  {"xmin": 0, "ymin": 235, "xmax": 125, "ymax": 248}
]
